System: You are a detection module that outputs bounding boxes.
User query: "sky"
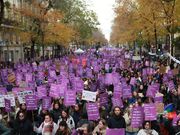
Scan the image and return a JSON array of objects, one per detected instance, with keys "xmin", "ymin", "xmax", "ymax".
[{"xmin": 85, "ymin": 0, "xmax": 116, "ymax": 41}]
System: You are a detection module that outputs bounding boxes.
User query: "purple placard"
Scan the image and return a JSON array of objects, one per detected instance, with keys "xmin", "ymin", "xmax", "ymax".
[
  {"xmin": 144, "ymin": 103, "xmax": 157, "ymax": 121},
  {"xmin": 146, "ymin": 85, "xmax": 156, "ymax": 98},
  {"xmin": 100, "ymin": 92, "xmax": 108, "ymax": 106},
  {"xmin": 86, "ymin": 103, "xmax": 100, "ymax": 120},
  {"xmin": 5, "ymin": 99, "xmax": 11, "ymax": 112},
  {"xmin": 105, "ymin": 73, "xmax": 114, "ymax": 85},
  {"xmin": 37, "ymin": 86, "xmax": 47, "ymax": 99},
  {"xmin": 112, "ymin": 97, "xmax": 123, "ymax": 108},
  {"xmin": 42, "ymin": 97, "xmax": 51, "ymax": 110},
  {"xmin": 49, "ymin": 84, "xmax": 60, "ymax": 98},
  {"xmin": 167, "ymin": 70, "xmax": 173, "ymax": 78},
  {"xmin": 64, "ymin": 91, "xmax": 76, "ymax": 106},
  {"xmin": 106, "ymin": 128, "xmax": 125, "ymax": 135},
  {"xmin": 131, "ymin": 106, "xmax": 143, "ymax": 128},
  {"xmin": 168, "ymin": 80, "xmax": 175, "ymax": 91},
  {"xmin": 130, "ymin": 77, "xmax": 136, "ymax": 86},
  {"xmin": 0, "ymin": 87, "xmax": 7, "ymax": 95},
  {"xmin": 122, "ymin": 85, "xmax": 132, "ymax": 99},
  {"xmin": 25, "ymin": 73, "xmax": 33, "ymax": 82},
  {"xmin": 25, "ymin": 95, "xmax": 38, "ymax": 110}
]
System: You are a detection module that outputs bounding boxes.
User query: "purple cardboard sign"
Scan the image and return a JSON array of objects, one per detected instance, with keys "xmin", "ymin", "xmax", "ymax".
[
  {"xmin": 37, "ymin": 86, "xmax": 47, "ymax": 99},
  {"xmin": 42, "ymin": 97, "xmax": 51, "ymax": 110},
  {"xmin": 25, "ymin": 95, "xmax": 38, "ymax": 110},
  {"xmin": 113, "ymin": 84, "xmax": 122, "ymax": 99},
  {"xmin": 106, "ymin": 128, "xmax": 125, "ymax": 135},
  {"xmin": 105, "ymin": 73, "xmax": 114, "ymax": 85},
  {"xmin": 168, "ymin": 80, "xmax": 175, "ymax": 91},
  {"xmin": 86, "ymin": 103, "xmax": 100, "ymax": 120},
  {"xmin": 25, "ymin": 73, "xmax": 33, "ymax": 82},
  {"xmin": 146, "ymin": 85, "xmax": 156, "ymax": 98},
  {"xmin": 130, "ymin": 77, "xmax": 136, "ymax": 86},
  {"xmin": 131, "ymin": 106, "xmax": 143, "ymax": 128},
  {"xmin": 122, "ymin": 85, "xmax": 132, "ymax": 99},
  {"xmin": 112, "ymin": 97, "xmax": 123, "ymax": 108},
  {"xmin": 49, "ymin": 70, "xmax": 56, "ymax": 78},
  {"xmin": 5, "ymin": 99, "xmax": 11, "ymax": 112},
  {"xmin": 64, "ymin": 91, "xmax": 76, "ymax": 106},
  {"xmin": 49, "ymin": 84, "xmax": 60, "ymax": 98},
  {"xmin": 0, "ymin": 87, "xmax": 7, "ymax": 95},
  {"xmin": 100, "ymin": 92, "xmax": 108, "ymax": 106},
  {"xmin": 167, "ymin": 70, "xmax": 173, "ymax": 78},
  {"xmin": 144, "ymin": 103, "xmax": 157, "ymax": 121}
]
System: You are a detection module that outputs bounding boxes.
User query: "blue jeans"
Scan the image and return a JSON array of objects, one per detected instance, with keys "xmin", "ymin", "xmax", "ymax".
[{"xmin": 126, "ymin": 131, "xmax": 137, "ymax": 135}]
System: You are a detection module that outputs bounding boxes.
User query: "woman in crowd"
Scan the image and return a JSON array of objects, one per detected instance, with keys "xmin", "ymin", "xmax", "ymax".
[
  {"xmin": 107, "ymin": 106, "xmax": 126, "ymax": 129},
  {"xmin": 57, "ymin": 108, "xmax": 75, "ymax": 131},
  {"xmin": 50, "ymin": 101, "xmax": 62, "ymax": 124},
  {"xmin": 92, "ymin": 119, "xmax": 107, "ymax": 135},
  {"xmin": 56, "ymin": 121, "xmax": 71, "ymax": 135},
  {"xmin": 137, "ymin": 121, "xmax": 159, "ymax": 135},
  {"xmin": 34, "ymin": 113, "xmax": 58, "ymax": 135},
  {"xmin": 12, "ymin": 111, "xmax": 33, "ymax": 135}
]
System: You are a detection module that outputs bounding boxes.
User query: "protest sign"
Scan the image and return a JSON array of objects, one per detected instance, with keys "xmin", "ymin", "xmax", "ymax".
[
  {"xmin": 144, "ymin": 103, "xmax": 157, "ymax": 121},
  {"xmin": 82, "ymin": 90, "xmax": 96, "ymax": 102},
  {"xmin": 99, "ymin": 92, "xmax": 108, "ymax": 106},
  {"xmin": 131, "ymin": 106, "xmax": 143, "ymax": 128},
  {"xmin": 42, "ymin": 97, "xmax": 52, "ymax": 110},
  {"xmin": 86, "ymin": 103, "xmax": 100, "ymax": 120},
  {"xmin": 64, "ymin": 91, "xmax": 76, "ymax": 106},
  {"xmin": 168, "ymin": 81, "xmax": 175, "ymax": 91},
  {"xmin": 37, "ymin": 86, "xmax": 47, "ymax": 99},
  {"xmin": 17, "ymin": 90, "xmax": 33, "ymax": 104},
  {"xmin": 25, "ymin": 95, "xmax": 38, "ymax": 110},
  {"xmin": 112, "ymin": 97, "xmax": 123, "ymax": 108},
  {"xmin": 122, "ymin": 85, "xmax": 132, "ymax": 99},
  {"xmin": 5, "ymin": 99, "xmax": 11, "ymax": 112},
  {"xmin": 106, "ymin": 128, "xmax": 125, "ymax": 135}
]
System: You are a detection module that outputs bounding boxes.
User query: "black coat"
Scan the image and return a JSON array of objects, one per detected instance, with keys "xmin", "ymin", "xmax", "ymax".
[
  {"xmin": 12, "ymin": 119, "xmax": 33, "ymax": 135},
  {"xmin": 108, "ymin": 115, "xmax": 126, "ymax": 129}
]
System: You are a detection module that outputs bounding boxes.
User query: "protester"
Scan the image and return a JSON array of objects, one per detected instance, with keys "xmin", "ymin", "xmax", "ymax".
[
  {"xmin": 107, "ymin": 106, "xmax": 126, "ymax": 129},
  {"xmin": 34, "ymin": 113, "xmax": 58, "ymax": 135},
  {"xmin": 57, "ymin": 108, "xmax": 75, "ymax": 131},
  {"xmin": 12, "ymin": 111, "xmax": 33, "ymax": 135},
  {"xmin": 56, "ymin": 121, "xmax": 71, "ymax": 135},
  {"xmin": 137, "ymin": 121, "xmax": 159, "ymax": 135},
  {"xmin": 92, "ymin": 119, "xmax": 107, "ymax": 135},
  {"xmin": 0, "ymin": 47, "xmax": 180, "ymax": 135}
]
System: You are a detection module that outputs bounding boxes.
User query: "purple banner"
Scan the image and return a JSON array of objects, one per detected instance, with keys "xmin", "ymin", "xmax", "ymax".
[
  {"xmin": 144, "ymin": 103, "xmax": 157, "ymax": 121},
  {"xmin": 37, "ymin": 86, "xmax": 47, "ymax": 99},
  {"xmin": 168, "ymin": 80, "xmax": 175, "ymax": 91},
  {"xmin": 42, "ymin": 97, "xmax": 51, "ymax": 110},
  {"xmin": 131, "ymin": 106, "xmax": 143, "ymax": 128},
  {"xmin": 122, "ymin": 85, "xmax": 132, "ymax": 99},
  {"xmin": 100, "ymin": 92, "xmax": 108, "ymax": 106},
  {"xmin": 86, "ymin": 103, "xmax": 100, "ymax": 120},
  {"xmin": 25, "ymin": 95, "xmax": 38, "ymax": 110},
  {"xmin": 64, "ymin": 91, "xmax": 76, "ymax": 106},
  {"xmin": 5, "ymin": 99, "xmax": 11, "ymax": 112}
]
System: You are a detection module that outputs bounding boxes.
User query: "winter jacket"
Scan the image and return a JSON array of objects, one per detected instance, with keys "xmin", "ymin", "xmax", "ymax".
[
  {"xmin": 12, "ymin": 118, "xmax": 33, "ymax": 135},
  {"xmin": 107, "ymin": 115, "xmax": 126, "ymax": 129},
  {"xmin": 57, "ymin": 116, "xmax": 75, "ymax": 131}
]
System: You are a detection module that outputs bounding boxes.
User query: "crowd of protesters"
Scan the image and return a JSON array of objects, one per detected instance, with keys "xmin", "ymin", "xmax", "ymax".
[{"xmin": 0, "ymin": 47, "xmax": 180, "ymax": 135}]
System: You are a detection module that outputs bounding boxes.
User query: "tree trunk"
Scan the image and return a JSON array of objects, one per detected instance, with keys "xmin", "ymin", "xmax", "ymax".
[
  {"xmin": 31, "ymin": 40, "xmax": 35, "ymax": 59},
  {"xmin": 152, "ymin": 12, "xmax": 158, "ymax": 50},
  {"xmin": 0, "ymin": 0, "xmax": 4, "ymax": 24}
]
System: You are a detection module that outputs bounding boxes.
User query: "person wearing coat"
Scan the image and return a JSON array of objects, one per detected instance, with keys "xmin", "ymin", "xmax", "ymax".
[
  {"xmin": 12, "ymin": 111, "xmax": 33, "ymax": 135},
  {"xmin": 92, "ymin": 119, "xmax": 107, "ymax": 135},
  {"xmin": 34, "ymin": 113, "xmax": 58, "ymax": 135},
  {"xmin": 57, "ymin": 108, "xmax": 75, "ymax": 131},
  {"xmin": 107, "ymin": 106, "xmax": 126, "ymax": 129}
]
